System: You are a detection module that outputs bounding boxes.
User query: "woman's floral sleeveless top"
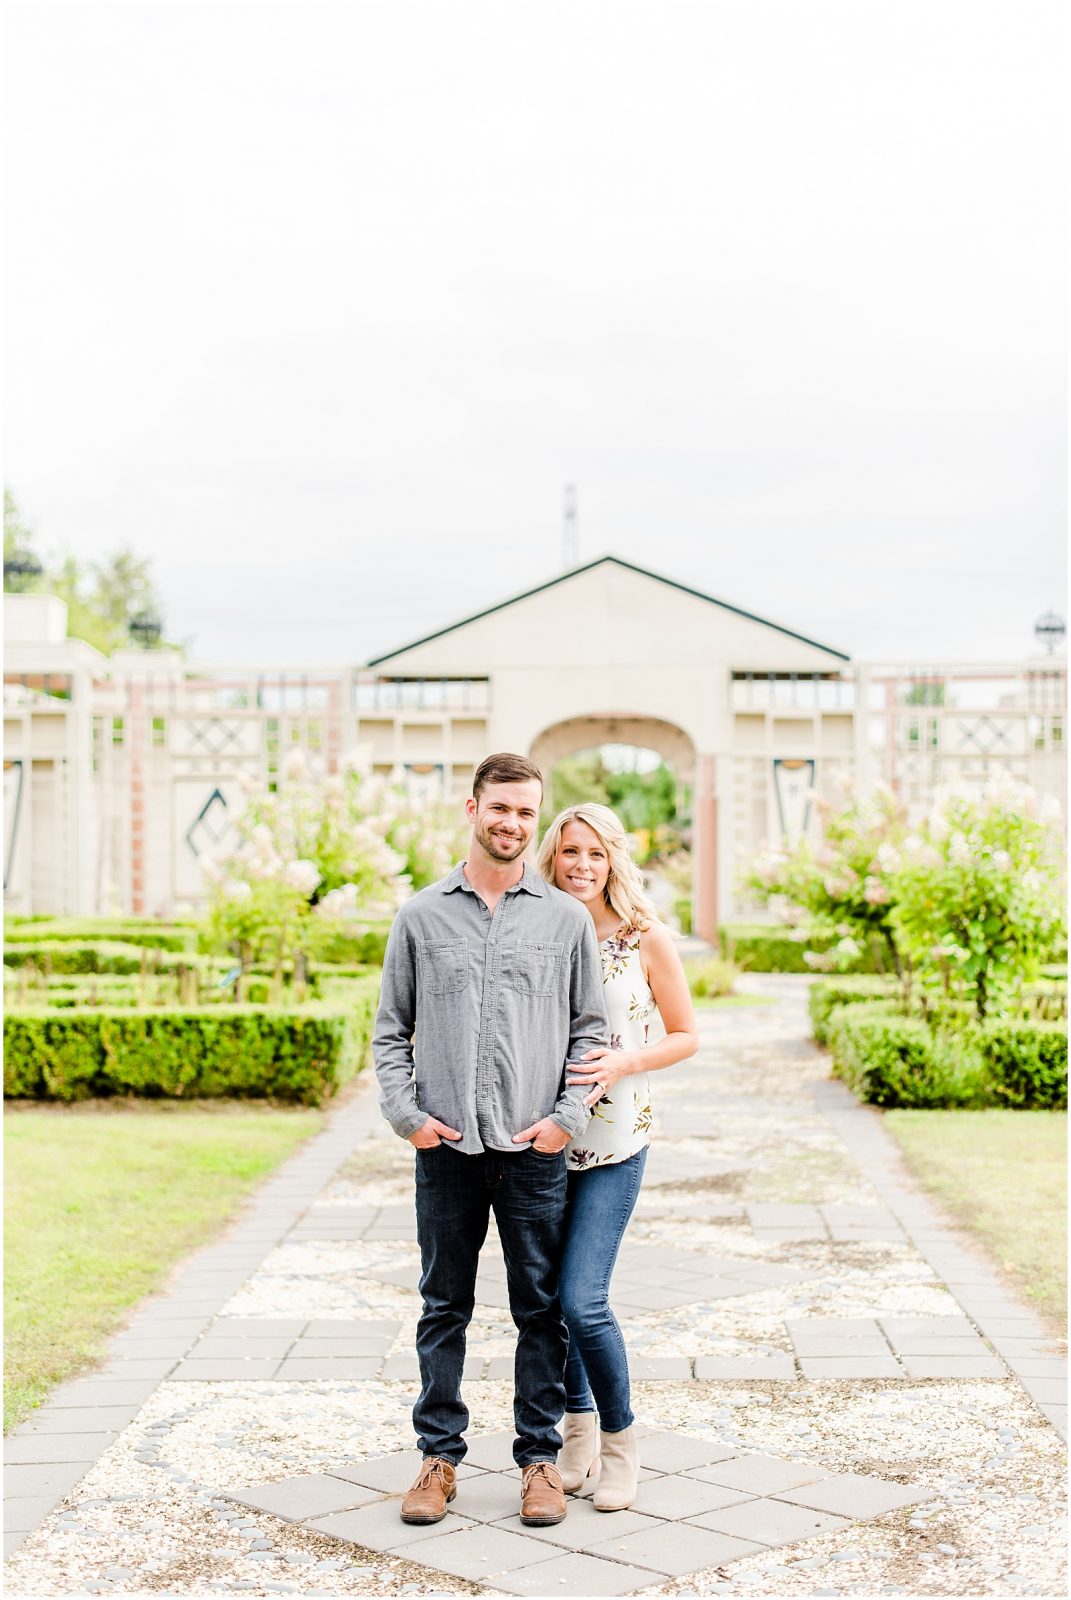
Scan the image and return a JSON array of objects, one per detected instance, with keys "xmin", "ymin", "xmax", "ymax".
[{"xmin": 565, "ymin": 925, "xmax": 663, "ymax": 1172}]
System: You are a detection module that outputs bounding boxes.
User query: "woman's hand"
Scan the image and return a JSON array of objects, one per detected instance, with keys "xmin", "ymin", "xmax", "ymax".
[{"xmin": 567, "ymin": 1047, "xmax": 641, "ymax": 1106}]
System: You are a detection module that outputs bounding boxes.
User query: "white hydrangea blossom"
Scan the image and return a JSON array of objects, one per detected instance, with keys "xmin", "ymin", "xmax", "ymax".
[
  {"xmin": 283, "ymin": 747, "xmax": 308, "ymax": 782},
  {"xmin": 948, "ymin": 832, "xmax": 972, "ymax": 868},
  {"xmin": 283, "ymin": 859, "xmax": 321, "ymax": 896}
]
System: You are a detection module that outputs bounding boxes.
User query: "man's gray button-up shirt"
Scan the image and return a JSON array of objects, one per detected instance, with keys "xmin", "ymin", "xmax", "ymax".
[{"xmin": 372, "ymin": 862, "xmax": 609, "ymax": 1154}]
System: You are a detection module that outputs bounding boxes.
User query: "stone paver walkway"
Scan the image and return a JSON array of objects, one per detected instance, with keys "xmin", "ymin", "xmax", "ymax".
[{"xmin": 4, "ymin": 975, "xmax": 1067, "ymax": 1597}]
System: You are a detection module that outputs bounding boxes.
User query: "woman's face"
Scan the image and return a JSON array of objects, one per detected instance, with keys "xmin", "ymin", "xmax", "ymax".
[{"xmin": 554, "ymin": 819, "xmax": 610, "ymax": 907}]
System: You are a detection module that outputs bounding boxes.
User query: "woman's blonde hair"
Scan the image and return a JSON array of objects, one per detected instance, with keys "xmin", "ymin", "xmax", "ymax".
[{"xmin": 537, "ymin": 803, "xmax": 660, "ymax": 933}]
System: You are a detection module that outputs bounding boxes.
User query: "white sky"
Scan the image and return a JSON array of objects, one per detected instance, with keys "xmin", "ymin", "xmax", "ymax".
[{"xmin": 4, "ymin": 0, "xmax": 1066, "ymax": 666}]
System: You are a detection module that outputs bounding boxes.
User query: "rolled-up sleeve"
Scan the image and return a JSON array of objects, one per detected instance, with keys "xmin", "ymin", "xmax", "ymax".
[
  {"xmin": 372, "ymin": 913, "xmax": 427, "ymax": 1140},
  {"xmin": 550, "ymin": 917, "xmax": 609, "ymax": 1137}
]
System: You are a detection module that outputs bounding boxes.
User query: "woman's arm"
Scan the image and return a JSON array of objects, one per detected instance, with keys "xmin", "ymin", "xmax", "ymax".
[{"xmin": 566, "ymin": 921, "xmax": 699, "ymax": 1104}]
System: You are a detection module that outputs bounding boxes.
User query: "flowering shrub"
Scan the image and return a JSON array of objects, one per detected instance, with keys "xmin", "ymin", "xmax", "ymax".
[
  {"xmin": 888, "ymin": 776, "xmax": 1065, "ymax": 1017},
  {"xmin": 745, "ymin": 770, "xmax": 1065, "ymax": 1019},
  {"xmin": 203, "ymin": 749, "xmax": 465, "ymax": 980},
  {"xmin": 745, "ymin": 777, "xmax": 908, "ymax": 975}
]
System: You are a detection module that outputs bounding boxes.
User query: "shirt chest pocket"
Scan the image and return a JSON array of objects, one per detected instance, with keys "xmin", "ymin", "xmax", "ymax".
[
  {"xmin": 507, "ymin": 940, "xmax": 565, "ymax": 997},
  {"xmin": 418, "ymin": 938, "xmax": 469, "ymax": 995}
]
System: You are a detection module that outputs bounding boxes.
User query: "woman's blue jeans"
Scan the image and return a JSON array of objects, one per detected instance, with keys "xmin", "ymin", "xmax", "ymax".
[{"xmin": 559, "ymin": 1145, "xmax": 648, "ymax": 1434}]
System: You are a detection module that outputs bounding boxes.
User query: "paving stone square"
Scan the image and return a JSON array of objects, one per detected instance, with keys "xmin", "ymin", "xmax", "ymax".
[
  {"xmin": 492, "ymin": 1503, "xmax": 663, "ymax": 1548},
  {"xmin": 692, "ymin": 1355, "xmax": 796, "ymax": 1379},
  {"xmin": 899, "ymin": 1355, "xmax": 1006, "ymax": 1379},
  {"xmin": 385, "ymin": 1522, "xmax": 555, "ymax": 1578},
  {"xmin": 486, "ymin": 1551, "xmax": 660, "ymax": 1596},
  {"xmin": 593, "ymin": 1519, "xmax": 765, "ymax": 1576},
  {"xmin": 308, "ymin": 1499, "xmax": 479, "ymax": 1547},
  {"xmin": 229, "ymin": 1472, "xmax": 383, "ymax": 1520},
  {"xmin": 633, "ymin": 1430, "xmax": 741, "ymax": 1473},
  {"xmin": 798, "ymin": 1355, "xmax": 903, "ymax": 1379},
  {"xmin": 775, "ymin": 1473, "xmax": 937, "ymax": 1518},
  {"xmin": 688, "ymin": 1496, "xmax": 854, "ymax": 1545},
  {"xmin": 330, "ymin": 1453, "xmax": 488, "ymax": 1494},
  {"xmin": 624, "ymin": 1472, "xmax": 758, "ymax": 1520},
  {"xmin": 697, "ymin": 1453, "xmax": 831, "ymax": 1496}
]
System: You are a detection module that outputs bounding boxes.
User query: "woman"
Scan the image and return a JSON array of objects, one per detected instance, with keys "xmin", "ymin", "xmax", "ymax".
[{"xmin": 536, "ymin": 803, "xmax": 699, "ymax": 1511}]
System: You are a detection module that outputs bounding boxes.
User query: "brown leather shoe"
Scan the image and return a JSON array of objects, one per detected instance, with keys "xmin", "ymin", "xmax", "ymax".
[
  {"xmin": 520, "ymin": 1461, "xmax": 567, "ymax": 1525},
  {"xmin": 400, "ymin": 1457, "xmax": 457, "ymax": 1523}
]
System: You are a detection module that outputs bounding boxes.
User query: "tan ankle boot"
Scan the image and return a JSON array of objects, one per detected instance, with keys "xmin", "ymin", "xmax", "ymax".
[
  {"xmin": 557, "ymin": 1411, "xmax": 600, "ymax": 1494},
  {"xmin": 593, "ymin": 1426, "xmax": 638, "ymax": 1511}
]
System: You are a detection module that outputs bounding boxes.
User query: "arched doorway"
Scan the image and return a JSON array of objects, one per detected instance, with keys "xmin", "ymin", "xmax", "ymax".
[{"xmin": 529, "ymin": 714, "xmax": 717, "ymax": 943}]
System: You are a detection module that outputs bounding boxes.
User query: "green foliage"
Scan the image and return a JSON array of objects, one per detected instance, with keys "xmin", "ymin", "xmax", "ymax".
[
  {"xmin": 4, "ymin": 488, "xmax": 170, "ymax": 654},
  {"xmin": 6, "ymin": 974, "xmax": 277, "ymax": 1008},
  {"xmin": 888, "ymin": 777, "xmax": 1065, "ymax": 1018},
  {"xmin": 718, "ymin": 923, "xmax": 880, "ymax": 975},
  {"xmin": 4, "ymin": 982, "xmax": 379, "ymax": 1104},
  {"xmin": 828, "ymin": 1005, "xmax": 987, "ymax": 1108},
  {"xmin": 808, "ymin": 976, "xmax": 898, "ymax": 1045},
  {"xmin": 546, "ymin": 751, "xmax": 686, "ymax": 862},
  {"xmin": 684, "ymin": 956, "xmax": 740, "ymax": 999},
  {"xmin": 203, "ymin": 750, "xmax": 463, "ymax": 978},
  {"xmin": 744, "ymin": 780, "xmax": 907, "ymax": 973},
  {"xmin": 315, "ymin": 925, "xmax": 391, "ymax": 966},
  {"xmin": 826, "ymin": 1002, "xmax": 1067, "ymax": 1110},
  {"xmin": 6, "ymin": 919, "xmax": 198, "ymax": 952},
  {"xmin": 744, "ymin": 773, "xmax": 1066, "ymax": 1013},
  {"xmin": 4, "ymin": 940, "xmax": 216, "ymax": 976},
  {"xmin": 674, "ymin": 897, "xmax": 692, "ymax": 935},
  {"xmin": 977, "ymin": 1022, "xmax": 1068, "ymax": 1110},
  {"xmin": 1020, "ymin": 978, "xmax": 1068, "ymax": 1023}
]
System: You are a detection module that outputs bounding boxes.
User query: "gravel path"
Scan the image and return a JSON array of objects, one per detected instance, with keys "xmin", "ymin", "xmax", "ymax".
[{"xmin": 4, "ymin": 975, "xmax": 1066, "ymax": 1597}]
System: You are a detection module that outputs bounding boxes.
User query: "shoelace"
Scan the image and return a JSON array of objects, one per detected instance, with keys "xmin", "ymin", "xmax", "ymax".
[
  {"xmin": 414, "ymin": 1458, "xmax": 452, "ymax": 1491},
  {"xmin": 522, "ymin": 1461, "xmax": 561, "ymax": 1489}
]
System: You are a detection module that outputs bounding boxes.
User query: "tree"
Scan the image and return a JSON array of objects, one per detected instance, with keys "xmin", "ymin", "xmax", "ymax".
[
  {"xmin": 3, "ymin": 487, "xmax": 169, "ymax": 653},
  {"xmin": 904, "ymin": 680, "xmax": 948, "ymax": 706},
  {"xmin": 3, "ymin": 490, "xmax": 40, "ymax": 589}
]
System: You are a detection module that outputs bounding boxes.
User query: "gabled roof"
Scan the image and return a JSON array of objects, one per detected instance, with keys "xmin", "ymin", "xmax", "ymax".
[{"xmin": 367, "ymin": 554, "xmax": 850, "ymax": 667}]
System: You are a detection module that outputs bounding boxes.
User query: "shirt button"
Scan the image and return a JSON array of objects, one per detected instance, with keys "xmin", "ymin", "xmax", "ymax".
[{"xmin": 489, "ymin": 938, "xmax": 496, "ymax": 945}]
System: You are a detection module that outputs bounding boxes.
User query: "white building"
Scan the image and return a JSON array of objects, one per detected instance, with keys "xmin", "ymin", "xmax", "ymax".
[{"xmin": 4, "ymin": 557, "xmax": 1065, "ymax": 940}]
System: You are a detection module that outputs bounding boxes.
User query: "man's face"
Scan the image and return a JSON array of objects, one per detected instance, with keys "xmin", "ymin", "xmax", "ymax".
[{"xmin": 466, "ymin": 779, "xmax": 542, "ymax": 864}]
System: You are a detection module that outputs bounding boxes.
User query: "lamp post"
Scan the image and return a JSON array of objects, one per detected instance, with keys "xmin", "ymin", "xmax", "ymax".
[
  {"xmin": 3, "ymin": 552, "xmax": 43, "ymax": 592},
  {"xmin": 1034, "ymin": 613, "xmax": 1066, "ymax": 655},
  {"xmin": 128, "ymin": 611, "xmax": 163, "ymax": 649}
]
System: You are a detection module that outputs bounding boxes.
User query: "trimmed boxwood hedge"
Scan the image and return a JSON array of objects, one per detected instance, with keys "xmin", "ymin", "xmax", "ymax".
[
  {"xmin": 826, "ymin": 1002, "xmax": 1068, "ymax": 1110},
  {"xmin": 4, "ymin": 918, "xmax": 198, "ymax": 952},
  {"xmin": 4, "ymin": 981, "xmax": 379, "ymax": 1105},
  {"xmin": 827, "ymin": 1004, "xmax": 985, "ymax": 1107},
  {"xmin": 3, "ymin": 941, "xmax": 217, "ymax": 976},
  {"xmin": 8, "ymin": 978, "xmax": 276, "ymax": 1008},
  {"xmin": 977, "ymin": 1021, "xmax": 1068, "ymax": 1109},
  {"xmin": 718, "ymin": 923, "xmax": 882, "ymax": 975},
  {"xmin": 316, "ymin": 925, "xmax": 391, "ymax": 966},
  {"xmin": 809, "ymin": 976, "xmax": 898, "ymax": 1044}
]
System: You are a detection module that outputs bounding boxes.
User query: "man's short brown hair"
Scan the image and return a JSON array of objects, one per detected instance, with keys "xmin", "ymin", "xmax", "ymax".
[{"xmin": 472, "ymin": 752, "xmax": 544, "ymax": 802}]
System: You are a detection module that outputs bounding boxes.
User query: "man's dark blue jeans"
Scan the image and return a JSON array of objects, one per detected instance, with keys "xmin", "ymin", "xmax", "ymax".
[{"xmin": 413, "ymin": 1143, "xmax": 568, "ymax": 1468}]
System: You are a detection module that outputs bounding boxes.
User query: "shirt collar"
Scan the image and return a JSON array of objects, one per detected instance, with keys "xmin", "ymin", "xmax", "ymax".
[{"xmin": 441, "ymin": 861, "xmax": 545, "ymax": 897}]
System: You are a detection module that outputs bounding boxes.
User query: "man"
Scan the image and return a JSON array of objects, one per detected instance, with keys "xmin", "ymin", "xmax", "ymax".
[{"xmin": 373, "ymin": 752, "xmax": 608, "ymax": 1529}]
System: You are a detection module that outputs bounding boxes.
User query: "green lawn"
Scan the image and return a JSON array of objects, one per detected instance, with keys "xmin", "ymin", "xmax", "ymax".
[
  {"xmin": 4, "ymin": 1100, "xmax": 323, "ymax": 1430},
  {"xmin": 884, "ymin": 1109, "xmax": 1067, "ymax": 1335}
]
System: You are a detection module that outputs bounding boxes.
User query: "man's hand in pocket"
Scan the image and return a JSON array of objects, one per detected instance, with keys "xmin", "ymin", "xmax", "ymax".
[
  {"xmin": 408, "ymin": 1118, "xmax": 463, "ymax": 1149},
  {"xmin": 511, "ymin": 1117, "xmax": 571, "ymax": 1154}
]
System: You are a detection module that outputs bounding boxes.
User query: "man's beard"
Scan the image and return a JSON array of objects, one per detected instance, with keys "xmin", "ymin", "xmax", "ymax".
[{"xmin": 475, "ymin": 817, "xmax": 529, "ymax": 862}]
